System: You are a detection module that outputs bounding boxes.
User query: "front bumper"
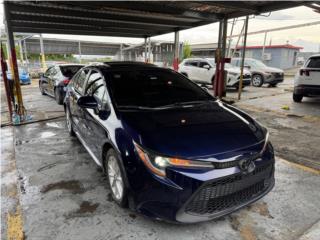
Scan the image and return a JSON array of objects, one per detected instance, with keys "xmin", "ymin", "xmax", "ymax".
[
  {"xmin": 264, "ymin": 74, "xmax": 284, "ymax": 84},
  {"xmin": 133, "ymin": 144, "xmax": 275, "ymax": 223},
  {"xmin": 294, "ymin": 85, "xmax": 320, "ymax": 96}
]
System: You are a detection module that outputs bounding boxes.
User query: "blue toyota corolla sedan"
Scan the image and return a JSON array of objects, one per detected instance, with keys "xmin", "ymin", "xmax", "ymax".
[
  {"xmin": 64, "ymin": 62, "xmax": 274, "ymax": 223},
  {"xmin": 7, "ymin": 68, "xmax": 31, "ymax": 85}
]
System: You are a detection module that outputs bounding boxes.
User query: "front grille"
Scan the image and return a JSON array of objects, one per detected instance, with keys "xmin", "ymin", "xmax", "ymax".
[
  {"xmin": 185, "ymin": 162, "xmax": 273, "ymax": 215},
  {"xmin": 272, "ymin": 72, "xmax": 283, "ymax": 78}
]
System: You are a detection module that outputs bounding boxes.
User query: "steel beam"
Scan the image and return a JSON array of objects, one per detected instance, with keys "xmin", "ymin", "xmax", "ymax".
[
  {"xmin": 1, "ymin": 43, "xmax": 13, "ymax": 121},
  {"xmin": 148, "ymin": 38, "xmax": 152, "ymax": 63},
  {"xmin": 238, "ymin": 16, "xmax": 249, "ymax": 100},
  {"xmin": 173, "ymin": 31, "xmax": 180, "ymax": 71},
  {"xmin": 39, "ymin": 34, "xmax": 47, "ymax": 70},
  {"xmin": 4, "ymin": 1, "xmax": 25, "ymax": 119},
  {"xmin": 144, "ymin": 37, "xmax": 148, "ymax": 63}
]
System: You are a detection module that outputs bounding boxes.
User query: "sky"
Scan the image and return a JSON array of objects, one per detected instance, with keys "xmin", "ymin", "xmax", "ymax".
[{"xmin": 0, "ymin": 2, "xmax": 319, "ymax": 52}]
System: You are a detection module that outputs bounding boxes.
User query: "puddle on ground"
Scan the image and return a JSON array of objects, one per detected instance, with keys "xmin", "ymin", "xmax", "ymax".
[
  {"xmin": 40, "ymin": 131, "xmax": 56, "ymax": 138},
  {"xmin": 46, "ymin": 122, "xmax": 64, "ymax": 129},
  {"xmin": 76, "ymin": 201, "xmax": 99, "ymax": 214},
  {"xmin": 248, "ymin": 202, "xmax": 273, "ymax": 219},
  {"xmin": 41, "ymin": 180, "xmax": 85, "ymax": 194}
]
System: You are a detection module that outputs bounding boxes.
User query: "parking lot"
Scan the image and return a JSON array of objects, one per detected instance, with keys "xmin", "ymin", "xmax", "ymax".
[
  {"xmin": 2, "ymin": 1, "xmax": 320, "ymax": 240},
  {"xmin": 2, "ymin": 77, "xmax": 320, "ymax": 240}
]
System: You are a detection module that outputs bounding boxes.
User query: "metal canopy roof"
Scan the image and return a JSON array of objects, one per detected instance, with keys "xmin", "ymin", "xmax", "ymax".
[{"xmin": 6, "ymin": 1, "xmax": 305, "ymax": 38}]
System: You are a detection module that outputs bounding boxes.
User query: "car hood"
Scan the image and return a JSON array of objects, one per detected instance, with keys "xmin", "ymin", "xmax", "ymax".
[
  {"xmin": 258, "ymin": 66, "xmax": 283, "ymax": 73},
  {"xmin": 119, "ymin": 101, "xmax": 266, "ymax": 160},
  {"xmin": 226, "ymin": 66, "xmax": 251, "ymax": 75}
]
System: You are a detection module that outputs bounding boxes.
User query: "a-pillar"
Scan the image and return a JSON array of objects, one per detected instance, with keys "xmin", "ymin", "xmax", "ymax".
[{"xmin": 173, "ymin": 31, "xmax": 180, "ymax": 71}]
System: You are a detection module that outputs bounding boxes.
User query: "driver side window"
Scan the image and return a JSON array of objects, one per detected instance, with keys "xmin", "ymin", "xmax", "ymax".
[{"xmin": 199, "ymin": 61, "xmax": 209, "ymax": 68}]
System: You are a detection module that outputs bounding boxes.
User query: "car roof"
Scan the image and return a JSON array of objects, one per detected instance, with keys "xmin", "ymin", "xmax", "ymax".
[
  {"xmin": 85, "ymin": 61, "xmax": 159, "ymax": 70},
  {"xmin": 309, "ymin": 54, "xmax": 320, "ymax": 58},
  {"xmin": 183, "ymin": 58, "xmax": 207, "ymax": 61}
]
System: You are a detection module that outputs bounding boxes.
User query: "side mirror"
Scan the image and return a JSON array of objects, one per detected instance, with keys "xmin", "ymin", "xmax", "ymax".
[
  {"xmin": 203, "ymin": 65, "xmax": 211, "ymax": 70},
  {"xmin": 98, "ymin": 103, "xmax": 111, "ymax": 120},
  {"xmin": 77, "ymin": 95, "xmax": 98, "ymax": 109}
]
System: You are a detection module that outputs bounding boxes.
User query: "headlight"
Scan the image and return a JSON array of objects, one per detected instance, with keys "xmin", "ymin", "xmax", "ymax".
[
  {"xmin": 260, "ymin": 131, "xmax": 270, "ymax": 154},
  {"xmin": 134, "ymin": 143, "xmax": 214, "ymax": 177}
]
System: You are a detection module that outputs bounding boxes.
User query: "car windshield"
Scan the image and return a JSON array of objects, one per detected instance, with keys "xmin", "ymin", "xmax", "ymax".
[
  {"xmin": 246, "ymin": 59, "xmax": 266, "ymax": 68},
  {"xmin": 106, "ymin": 69, "xmax": 213, "ymax": 108},
  {"xmin": 206, "ymin": 59, "xmax": 216, "ymax": 67},
  {"xmin": 60, "ymin": 65, "xmax": 83, "ymax": 78}
]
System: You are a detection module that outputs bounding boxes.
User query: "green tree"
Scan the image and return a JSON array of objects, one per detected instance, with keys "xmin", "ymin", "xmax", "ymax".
[{"xmin": 183, "ymin": 42, "xmax": 192, "ymax": 60}]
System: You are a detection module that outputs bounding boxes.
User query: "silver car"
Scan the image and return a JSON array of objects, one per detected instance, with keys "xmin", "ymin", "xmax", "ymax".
[{"xmin": 231, "ymin": 58, "xmax": 284, "ymax": 87}]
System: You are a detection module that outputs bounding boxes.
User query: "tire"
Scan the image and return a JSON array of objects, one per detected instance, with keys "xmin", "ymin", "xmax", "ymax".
[
  {"xmin": 105, "ymin": 149, "xmax": 128, "ymax": 208},
  {"xmin": 55, "ymin": 87, "xmax": 63, "ymax": 105},
  {"xmin": 39, "ymin": 82, "xmax": 46, "ymax": 95},
  {"xmin": 65, "ymin": 107, "xmax": 75, "ymax": 137},
  {"xmin": 252, "ymin": 74, "xmax": 264, "ymax": 87},
  {"xmin": 293, "ymin": 93, "xmax": 303, "ymax": 103}
]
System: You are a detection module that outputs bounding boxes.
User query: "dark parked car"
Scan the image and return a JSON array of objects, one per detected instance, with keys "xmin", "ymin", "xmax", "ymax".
[
  {"xmin": 39, "ymin": 64, "xmax": 84, "ymax": 104},
  {"xmin": 64, "ymin": 62, "xmax": 275, "ymax": 223}
]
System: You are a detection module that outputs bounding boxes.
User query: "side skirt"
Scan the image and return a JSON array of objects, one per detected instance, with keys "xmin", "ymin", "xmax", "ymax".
[{"xmin": 74, "ymin": 130, "xmax": 102, "ymax": 167}]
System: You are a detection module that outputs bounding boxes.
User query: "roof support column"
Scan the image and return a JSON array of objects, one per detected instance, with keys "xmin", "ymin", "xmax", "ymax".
[
  {"xmin": 261, "ymin": 31, "xmax": 267, "ymax": 62},
  {"xmin": 238, "ymin": 16, "xmax": 249, "ymax": 100},
  {"xmin": 23, "ymin": 40, "xmax": 29, "ymax": 72},
  {"xmin": 18, "ymin": 40, "xmax": 24, "ymax": 64},
  {"xmin": 214, "ymin": 18, "xmax": 228, "ymax": 98},
  {"xmin": 148, "ymin": 37, "xmax": 151, "ymax": 63},
  {"xmin": 78, "ymin": 41, "xmax": 82, "ymax": 63},
  {"xmin": 173, "ymin": 31, "xmax": 180, "ymax": 71},
  {"xmin": 4, "ymin": 1, "xmax": 26, "ymax": 119},
  {"xmin": 144, "ymin": 37, "xmax": 148, "ymax": 63},
  {"xmin": 1, "ymin": 43, "xmax": 13, "ymax": 121},
  {"xmin": 40, "ymin": 34, "xmax": 47, "ymax": 70}
]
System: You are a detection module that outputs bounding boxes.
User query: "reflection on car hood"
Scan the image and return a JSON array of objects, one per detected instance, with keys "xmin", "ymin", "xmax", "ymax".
[{"xmin": 119, "ymin": 101, "xmax": 265, "ymax": 159}]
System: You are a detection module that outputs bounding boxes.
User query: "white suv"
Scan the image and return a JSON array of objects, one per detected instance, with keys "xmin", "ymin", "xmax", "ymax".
[
  {"xmin": 179, "ymin": 58, "xmax": 251, "ymax": 89},
  {"xmin": 293, "ymin": 54, "xmax": 320, "ymax": 102}
]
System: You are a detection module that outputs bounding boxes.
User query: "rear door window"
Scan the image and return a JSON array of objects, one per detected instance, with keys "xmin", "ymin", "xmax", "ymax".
[
  {"xmin": 60, "ymin": 65, "xmax": 83, "ymax": 78},
  {"xmin": 199, "ymin": 61, "xmax": 209, "ymax": 68},
  {"xmin": 306, "ymin": 57, "xmax": 320, "ymax": 68},
  {"xmin": 185, "ymin": 61, "xmax": 198, "ymax": 67}
]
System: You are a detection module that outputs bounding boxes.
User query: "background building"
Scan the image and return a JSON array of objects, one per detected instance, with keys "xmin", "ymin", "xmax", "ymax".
[{"xmin": 235, "ymin": 44, "xmax": 303, "ymax": 69}]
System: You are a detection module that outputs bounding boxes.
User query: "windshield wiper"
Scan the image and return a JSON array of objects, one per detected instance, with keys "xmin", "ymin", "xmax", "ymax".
[
  {"xmin": 117, "ymin": 105, "xmax": 155, "ymax": 110},
  {"xmin": 156, "ymin": 100, "xmax": 214, "ymax": 109}
]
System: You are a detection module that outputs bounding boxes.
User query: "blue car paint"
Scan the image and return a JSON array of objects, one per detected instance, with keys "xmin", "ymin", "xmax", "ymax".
[
  {"xmin": 7, "ymin": 69, "xmax": 31, "ymax": 84},
  {"xmin": 65, "ymin": 64, "xmax": 274, "ymax": 223}
]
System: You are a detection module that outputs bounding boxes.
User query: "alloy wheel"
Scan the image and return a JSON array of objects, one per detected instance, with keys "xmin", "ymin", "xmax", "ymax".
[
  {"xmin": 252, "ymin": 75, "xmax": 263, "ymax": 87},
  {"xmin": 107, "ymin": 156, "xmax": 124, "ymax": 201}
]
